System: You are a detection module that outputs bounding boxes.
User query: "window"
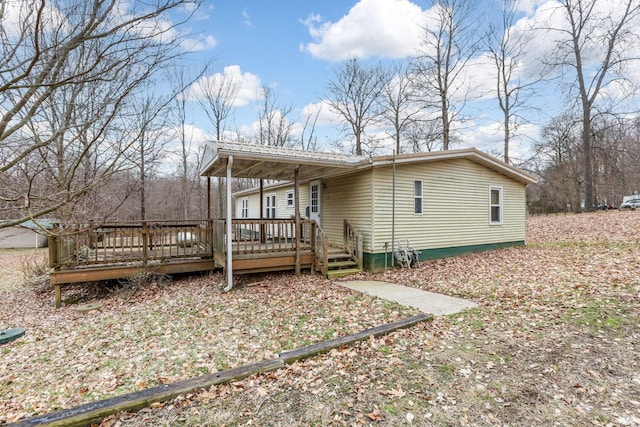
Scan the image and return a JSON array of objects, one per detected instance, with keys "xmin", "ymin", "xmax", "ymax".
[
  {"xmin": 310, "ymin": 184, "xmax": 319, "ymax": 214},
  {"xmin": 286, "ymin": 190, "xmax": 294, "ymax": 208},
  {"xmin": 265, "ymin": 194, "xmax": 276, "ymax": 219},
  {"xmin": 414, "ymin": 180, "xmax": 423, "ymax": 214},
  {"xmin": 241, "ymin": 198, "xmax": 249, "ymax": 218},
  {"xmin": 490, "ymin": 186, "xmax": 502, "ymax": 224}
]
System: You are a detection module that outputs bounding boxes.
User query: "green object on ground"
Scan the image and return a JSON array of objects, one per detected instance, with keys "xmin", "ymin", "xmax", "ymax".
[{"xmin": 0, "ymin": 328, "xmax": 25, "ymax": 344}]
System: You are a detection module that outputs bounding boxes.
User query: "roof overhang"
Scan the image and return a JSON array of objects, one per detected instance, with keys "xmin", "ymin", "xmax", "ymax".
[
  {"xmin": 372, "ymin": 148, "xmax": 538, "ymax": 185},
  {"xmin": 199, "ymin": 141, "xmax": 371, "ymax": 182}
]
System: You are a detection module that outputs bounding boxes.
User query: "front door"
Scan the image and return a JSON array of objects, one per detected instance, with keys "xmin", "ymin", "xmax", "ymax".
[{"xmin": 309, "ymin": 180, "xmax": 322, "ymax": 226}]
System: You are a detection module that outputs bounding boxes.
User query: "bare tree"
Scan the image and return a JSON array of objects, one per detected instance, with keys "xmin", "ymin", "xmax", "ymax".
[
  {"xmin": 196, "ymin": 67, "xmax": 240, "ymax": 142},
  {"xmin": 170, "ymin": 67, "xmax": 209, "ymax": 220},
  {"xmin": 326, "ymin": 58, "xmax": 390, "ymax": 155},
  {"xmin": 297, "ymin": 107, "xmax": 321, "ymax": 151},
  {"xmin": 548, "ymin": 0, "xmax": 640, "ymax": 211},
  {"xmin": 486, "ymin": 0, "xmax": 545, "ymax": 164},
  {"xmin": 0, "ymin": 0, "xmax": 195, "ymax": 227},
  {"xmin": 194, "ymin": 66, "xmax": 240, "ymax": 218},
  {"xmin": 380, "ymin": 63, "xmax": 425, "ymax": 154},
  {"xmin": 403, "ymin": 119, "xmax": 443, "ymax": 153},
  {"xmin": 532, "ymin": 113, "xmax": 584, "ymax": 212},
  {"xmin": 411, "ymin": 0, "xmax": 480, "ymax": 150},
  {"xmin": 128, "ymin": 92, "xmax": 174, "ymax": 221},
  {"xmin": 255, "ymin": 86, "xmax": 294, "ymax": 147}
]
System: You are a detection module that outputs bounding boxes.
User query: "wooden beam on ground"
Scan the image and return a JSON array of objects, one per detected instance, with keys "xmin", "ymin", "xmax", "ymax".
[
  {"xmin": 279, "ymin": 313, "xmax": 432, "ymax": 363},
  {"xmin": 13, "ymin": 358, "xmax": 284, "ymax": 427},
  {"xmin": 11, "ymin": 314, "xmax": 431, "ymax": 427}
]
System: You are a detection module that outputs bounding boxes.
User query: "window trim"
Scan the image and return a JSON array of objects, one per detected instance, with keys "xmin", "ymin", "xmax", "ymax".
[
  {"xmin": 285, "ymin": 190, "xmax": 294, "ymax": 208},
  {"xmin": 241, "ymin": 198, "xmax": 249, "ymax": 219},
  {"xmin": 489, "ymin": 186, "xmax": 503, "ymax": 225},
  {"xmin": 265, "ymin": 193, "xmax": 276, "ymax": 219},
  {"xmin": 414, "ymin": 180, "xmax": 423, "ymax": 215},
  {"xmin": 310, "ymin": 183, "xmax": 319, "ymax": 214}
]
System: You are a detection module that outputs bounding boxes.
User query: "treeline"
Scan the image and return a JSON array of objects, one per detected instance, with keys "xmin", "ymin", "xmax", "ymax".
[
  {"xmin": 527, "ymin": 116, "xmax": 640, "ymax": 213},
  {"xmin": 2, "ymin": 0, "xmax": 640, "ymax": 225}
]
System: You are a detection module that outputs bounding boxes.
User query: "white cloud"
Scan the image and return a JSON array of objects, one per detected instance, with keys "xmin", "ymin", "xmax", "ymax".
[
  {"xmin": 187, "ymin": 65, "xmax": 263, "ymax": 107},
  {"xmin": 182, "ymin": 1, "xmax": 210, "ymax": 20},
  {"xmin": 180, "ymin": 35, "xmax": 217, "ymax": 52},
  {"xmin": 1, "ymin": 0, "xmax": 66, "ymax": 38},
  {"xmin": 514, "ymin": 0, "xmax": 547, "ymax": 15},
  {"xmin": 241, "ymin": 9, "xmax": 252, "ymax": 27},
  {"xmin": 301, "ymin": 0, "xmax": 427, "ymax": 61},
  {"xmin": 455, "ymin": 118, "xmax": 540, "ymax": 162},
  {"xmin": 301, "ymin": 100, "xmax": 341, "ymax": 126}
]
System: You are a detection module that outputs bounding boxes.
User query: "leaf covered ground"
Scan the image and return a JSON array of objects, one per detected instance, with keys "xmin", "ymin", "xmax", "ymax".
[{"xmin": 1, "ymin": 211, "xmax": 639, "ymax": 426}]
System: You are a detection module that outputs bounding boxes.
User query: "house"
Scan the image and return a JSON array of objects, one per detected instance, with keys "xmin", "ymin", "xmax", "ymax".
[
  {"xmin": 225, "ymin": 145, "xmax": 537, "ymax": 272},
  {"xmin": 0, "ymin": 219, "xmax": 55, "ymax": 249},
  {"xmin": 45, "ymin": 142, "xmax": 535, "ymax": 307}
]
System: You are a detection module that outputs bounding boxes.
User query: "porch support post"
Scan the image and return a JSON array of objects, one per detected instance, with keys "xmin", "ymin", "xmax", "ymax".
[
  {"xmin": 260, "ymin": 180, "xmax": 265, "ymax": 244},
  {"xmin": 223, "ymin": 155, "xmax": 234, "ymax": 291},
  {"xmin": 294, "ymin": 166, "xmax": 301, "ymax": 276},
  {"xmin": 207, "ymin": 177, "xmax": 211, "ymax": 219}
]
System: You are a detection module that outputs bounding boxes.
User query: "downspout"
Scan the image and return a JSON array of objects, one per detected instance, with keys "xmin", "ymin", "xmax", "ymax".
[
  {"xmin": 223, "ymin": 155, "xmax": 234, "ymax": 292},
  {"xmin": 294, "ymin": 166, "xmax": 301, "ymax": 275},
  {"xmin": 391, "ymin": 150, "xmax": 396, "ymax": 267}
]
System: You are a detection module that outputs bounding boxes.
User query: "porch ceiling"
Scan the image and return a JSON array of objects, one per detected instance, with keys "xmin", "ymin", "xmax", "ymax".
[{"xmin": 200, "ymin": 141, "xmax": 370, "ymax": 182}]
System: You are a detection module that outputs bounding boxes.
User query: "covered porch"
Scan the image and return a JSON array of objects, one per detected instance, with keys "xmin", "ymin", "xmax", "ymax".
[
  {"xmin": 47, "ymin": 142, "xmax": 367, "ymax": 307},
  {"xmin": 200, "ymin": 141, "xmax": 368, "ymax": 290}
]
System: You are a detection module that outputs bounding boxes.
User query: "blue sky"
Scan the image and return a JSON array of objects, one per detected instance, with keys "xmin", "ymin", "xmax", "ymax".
[{"xmin": 171, "ymin": 0, "xmax": 640, "ymax": 163}]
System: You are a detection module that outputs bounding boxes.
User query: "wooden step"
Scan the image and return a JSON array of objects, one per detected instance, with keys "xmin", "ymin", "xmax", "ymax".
[
  {"xmin": 326, "ymin": 268, "xmax": 362, "ymax": 279},
  {"xmin": 328, "ymin": 252, "xmax": 353, "ymax": 261},
  {"xmin": 327, "ymin": 260, "xmax": 358, "ymax": 269}
]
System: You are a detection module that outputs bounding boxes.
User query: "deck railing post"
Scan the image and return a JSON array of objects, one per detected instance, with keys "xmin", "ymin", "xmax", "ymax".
[
  {"xmin": 208, "ymin": 219, "xmax": 214, "ymax": 259},
  {"xmin": 142, "ymin": 221, "xmax": 148, "ymax": 266},
  {"xmin": 49, "ymin": 223, "xmax": 59, "ymax": 269},
  {"xmin": 323, "ymin": 235, "xmax": 329, "ymax": 277},
  {"xmin": 310, "ymin": 221, "xmax": 316, "ymax": 251}
]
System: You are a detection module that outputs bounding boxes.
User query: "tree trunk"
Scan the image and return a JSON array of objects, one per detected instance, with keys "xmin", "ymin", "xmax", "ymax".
[
  {"xmin": 504, "ymin": 107, "xmax": 510, "ymax": 164},
  {"xmin": 582, "ymin": 108, "xmax": 593, "ymax": 211},
  {"xmin": 441, "ymin": 98, "xmax": 450, "ymax": 151}
]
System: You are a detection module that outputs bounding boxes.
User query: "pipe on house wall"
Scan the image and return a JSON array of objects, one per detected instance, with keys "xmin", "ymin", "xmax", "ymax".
[
  {"xmin": 391, "ymin": 150, "xmax": 396, "ymax": 267},
  {"xmin": 223, "ymin": 155, "xmax": 234, "ymax": 292}
]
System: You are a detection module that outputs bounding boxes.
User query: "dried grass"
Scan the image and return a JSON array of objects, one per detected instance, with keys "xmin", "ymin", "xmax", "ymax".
[{"xmin": 1, "ymin": 211, "xmax": 639, "ymax": 426}]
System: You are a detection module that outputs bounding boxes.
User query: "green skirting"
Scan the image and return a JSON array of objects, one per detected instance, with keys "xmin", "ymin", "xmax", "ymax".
[{"xmin": 364, "ymin": 241, "xmax": 525, "ymax": 272}]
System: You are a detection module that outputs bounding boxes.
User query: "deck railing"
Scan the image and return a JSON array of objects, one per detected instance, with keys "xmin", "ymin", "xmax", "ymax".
[
  {"xmin": 49, "ymin": 220, "xmax": 213, "ymax": 269},
  {"xmin": 314, "ymin": 225, "xmax": 329, "ymax": 277},
  {"xmin": 212, "ymin": 218, "xmax": 314, "ymax": 256},
  {"xmin": 343, "ymin": 219, "xmax": 363, "ymax": 269}
]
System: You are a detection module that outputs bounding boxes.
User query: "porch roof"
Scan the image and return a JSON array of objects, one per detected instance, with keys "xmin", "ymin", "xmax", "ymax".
[{"xmin": 199, "ymin": 141, "xmax": 370, "ymax": 181}]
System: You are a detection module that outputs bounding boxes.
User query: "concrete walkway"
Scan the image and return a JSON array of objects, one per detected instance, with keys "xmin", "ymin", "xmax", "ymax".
[{"xmin": 337, "ymin": 280, "xmax": 477, "ymax": 316}]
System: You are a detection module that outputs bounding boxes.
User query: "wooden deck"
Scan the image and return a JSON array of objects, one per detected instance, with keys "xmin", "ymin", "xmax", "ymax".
[{"xmin": 48, "ymin": 218, "xmax": 362, "ymax": 308}]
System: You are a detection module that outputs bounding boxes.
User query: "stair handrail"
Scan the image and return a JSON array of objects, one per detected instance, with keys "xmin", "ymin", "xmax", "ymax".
[
  {"xmin": 343, "ymin": 219, "xmax": 363, "ymax": 270},
  {"xmin": 313, "ymin": 221, "xmax": 329, "ymax": 277}
]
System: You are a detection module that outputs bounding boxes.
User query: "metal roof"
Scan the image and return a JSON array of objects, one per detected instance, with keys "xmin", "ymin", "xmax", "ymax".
[
  {"xmin": 372, "ymin": 148, "xmax": 538, "ymax": 185},
  {"xmin": 0, "ymin": 218, "xmax": 57, "ymax": 232},
  {"xmin": 199, "ymin": 141, "xmax": 371, "ymax": 181},
  {"xmin": 200, "ymin": 141, "xmax": 537, "ymax": 186}
]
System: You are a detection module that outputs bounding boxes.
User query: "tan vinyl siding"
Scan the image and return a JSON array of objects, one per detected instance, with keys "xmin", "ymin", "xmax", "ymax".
[
  {"xmin": 232, "ymin": 190, "xmax": 264, "ymax": 219},
  {"xmin": 322, "ymin": 171, "xmax": 374, "ymax": 251},
  {"xmin": 370, "ymin": 158, "xmax": 526, "ymax": 254}
]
